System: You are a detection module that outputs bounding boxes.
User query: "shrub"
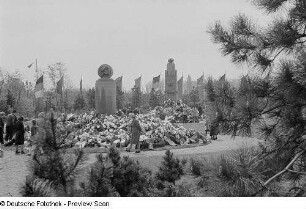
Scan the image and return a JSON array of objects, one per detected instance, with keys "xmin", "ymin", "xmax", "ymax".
[
  {"xmin": 214, "ymin": 146, "xmax": 264, "ymax": 196},
  {"xmin": 190, "ymin": 158, "xmax": 204, "ymax": 177},
  {"xmin": 21, "ymin": 116, "xmax": 86, "ymax": 197},
  {"xmin": 80, "ymin": 154, "xmax": 117, "ymax": 197},
  {"xmin": 156, "ymin": 150, "xmax": 184, "ymax": 184},
  {"xmin": 112, "ymin": 155, "xmax": 153, "ymax": 197},
  {"xmin": 83, "ymin": 147, "xmax": 154, "ymax": 197}
]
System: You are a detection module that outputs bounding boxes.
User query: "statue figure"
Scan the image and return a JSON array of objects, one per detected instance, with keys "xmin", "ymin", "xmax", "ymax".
[
  {"xmin": 167, "ymin": 58, "xmax": 175, "ymax": 71},
  {"xmin": 98, "ymin": 64, "xmax": 113, "ymax": 78}
]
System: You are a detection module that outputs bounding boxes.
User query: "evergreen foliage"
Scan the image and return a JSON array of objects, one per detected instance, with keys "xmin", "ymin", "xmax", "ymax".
[
  {"xmin": 149, "ymin": 88, "xmax": 164, "ymax": 108},
  {"xmin": 190, "ymin": 158, "xmax": 204, "ymax": 177},
  {"xmin": 208, "ymin": 0, "xmax": 306, "ymax": 194},
  {"xmin": 6, "ymin": 89, "xmax": 15, "ymax": 108},
  {"xmin": 81, "ymin": 147, "xmax": 154, "ymax": 197},
  {"xmin": 21, "ymin": 115, "xmax": 86, "ymax": 197},
  {"xmin": 206, "ymin": 77, "xmax": 216, "ymax": 102},
  {"xmin": 74, "ymin": 94, "xmax": 86, "ymax": 110},
  {"xmin": 132, "ymin": 86, "xmax": 142, "ymax": 109},
  {"xmin": 86, "ymin": 88, "xmax": 95, "ymax": 109},
  {"xmin": 116, "ymin": 87, "xmax": 124, "ymax": 110},
  {"xmin": 189, "ymin": 87, "xmax": 200, "ymax": 107},
  {"xmin": 80, "ymin": 154, "xmax": 117, "ymax": 197},
  {"xmin": 156, "ymin": 150, "xmax": 184, "ymax": 184}
]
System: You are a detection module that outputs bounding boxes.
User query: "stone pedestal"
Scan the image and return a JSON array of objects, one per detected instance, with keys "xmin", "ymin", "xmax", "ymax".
[
  {"xmin": 95, "ymin": 78, "xmax": 117, "ymax": 115},
  {"xmin": 165, "ymin": 58, "xmax": 178, "ymax": 101}
]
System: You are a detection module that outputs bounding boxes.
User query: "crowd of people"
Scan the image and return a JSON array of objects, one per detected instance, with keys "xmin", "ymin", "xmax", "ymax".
[{"xmin": 0, "ymin": 109, "xmax": 38, "ymax": 156}]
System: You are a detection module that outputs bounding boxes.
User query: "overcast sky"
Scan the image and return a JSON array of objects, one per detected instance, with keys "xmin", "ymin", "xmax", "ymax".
[{"xmin": 0, "ymin": 0, "xmax": 270, "ymax": 90}]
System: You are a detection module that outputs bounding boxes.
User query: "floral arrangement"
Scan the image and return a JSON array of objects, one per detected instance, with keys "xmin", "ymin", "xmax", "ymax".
[
  {"xmin": 35, "ymin": 110, "xmax": 208, "ymax": 150},
  {"xmin": 154, "ymin": 103, "xmax": 200, "ymax": 123}
]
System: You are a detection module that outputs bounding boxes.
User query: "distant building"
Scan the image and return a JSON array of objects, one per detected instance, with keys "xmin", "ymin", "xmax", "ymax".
[{"xmin": 165, "ymin": 58, "xmax": 178, "ymax": 101}]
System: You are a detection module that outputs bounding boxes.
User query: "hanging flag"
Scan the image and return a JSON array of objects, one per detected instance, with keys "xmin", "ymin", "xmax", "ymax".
[
  {"xmin": 56, "ymin": 76, "xmax": 64, "ymax": 95},
  {"xmin": 134, "ymin": 76, "xmax": 141, "ymax": 89},
  {"xmin": 177, "ymin": 76, "xmax": 183, "ymax": 97},
  {"xmin": 115, "ymin": 76, "xmax": 123, "ymax": 92},
  {"xmin": 35, "ymin": 75, "xmax": 44, "ymax": 98},
  {"xmin": 219, "ymin": 74, "xmax": 226, "ymax": 88},
  {"xmin": 28, "ymin": 63, "xmax": 34, "ymax": 69},
  {"xmin": 80, "ymin": 75, "xmax": 83, "ymax": 95},
  {"xmin": 197, "ymin": 75, "xmax": 204, "ymax": 86},
  {"xmin": 152, "ymin": 75, "xmax": 160, "ymax": 90},
  {"xmin": 219, "ymin": 74, "xmax": 226, "ymax": 83}
]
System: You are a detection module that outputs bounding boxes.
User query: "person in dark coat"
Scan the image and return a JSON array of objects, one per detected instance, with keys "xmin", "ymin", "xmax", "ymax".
[
  {"xmin": 15, "ymin": 116, "xmax": 25, "ymax": 154},
  {"xmin": 210, "ymin": 113, "xmax": 219, "ymax": 140},
  {"xmin": 197, "ymin": 106, "xmax": 203, "ymax": 117},
  {"xmin": 126, "ymin": 113, "xmax": 143, "ymax": 153},
  {"xmin": 5, "ymin": 110, "xmax": 17, "ymax": 142}
]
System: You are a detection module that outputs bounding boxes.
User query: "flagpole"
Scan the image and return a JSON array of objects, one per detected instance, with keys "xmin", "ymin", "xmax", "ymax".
[
  {"xmin": 80, "ymin": 74, "xmax": 83, "ymax": 96},
  {"xmin": 35, "ymin": 58, "xmax": 40, "ymax": 116}
]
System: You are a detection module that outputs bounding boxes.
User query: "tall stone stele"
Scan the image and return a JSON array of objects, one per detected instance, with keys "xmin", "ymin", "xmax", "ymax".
[
  {"xmin": 165, "ymin": 58, "xmax": 178, "ymax": 101},
  {"xmin": 95, "ymin": 64, "xmax": 117, "ymax": 115}
]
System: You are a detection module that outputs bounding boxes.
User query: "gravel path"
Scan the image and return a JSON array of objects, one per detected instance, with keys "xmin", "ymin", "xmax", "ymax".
[
  {"xmin": 0, "ymin": 135, "xmax": 260, "ymax": 197},
  {"xmin": 0, "ymin": 147, "xmax": 31, "ymax": 197}
]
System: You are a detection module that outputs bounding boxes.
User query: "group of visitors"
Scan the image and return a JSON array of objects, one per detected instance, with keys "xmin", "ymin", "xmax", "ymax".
[{"xmin": 0, "ymin": 109, "xmax": 38, "ymax": 156}]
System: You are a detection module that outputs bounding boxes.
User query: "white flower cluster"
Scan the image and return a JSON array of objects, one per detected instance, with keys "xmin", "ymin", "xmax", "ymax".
[{"xmin": 54, "ymin": 110, "xmax": 208, "ymax": 149}]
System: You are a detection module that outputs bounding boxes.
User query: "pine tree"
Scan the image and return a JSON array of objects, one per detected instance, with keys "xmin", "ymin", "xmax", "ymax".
[
  {"xmin": 21, "ymin": 115, "xmax": 86, "ymax": 196},
  {"xmin": 116, "ymin": 87, "xmax": 124, "ymax": 110},
  {"xmin": 81, "ymin": 147, "xmax": 154, "ymax": 197},
  {"xmin": 74, "ymin": 94, "xmax": 86, "ymax": 110},
  {"xmin": 149, "ymin": 88, "xmax": 159, "ymax": 108},
  {"xmin": 209, "ymin": 0, "xmax": 306, "ymax": 194},
  {"xmin": 156, "ymin": 150, "xmax": 184, "ymax": 185},
  {"xmin": 189, "ymin": 87, "xmax": 200, "ymax": 107},
  {"xmin": 86, "ymin": 88, "xmax": 95, "ymax": 109},
  {"xmin": 206, "ymin": 76, "xmax": 216, "ymax": 102},
  {"xmin": 132, "ymin": 86, "xmax": 142, "ymax": 109},
  {"xmin": 6, "ymin": 89, "xmax": 15, "ymax": 108}
]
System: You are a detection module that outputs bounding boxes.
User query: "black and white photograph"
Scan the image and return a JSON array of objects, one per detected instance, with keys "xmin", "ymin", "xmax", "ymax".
[{"xmin": 0, "ymin": 0, "xmax": 306, "ymax": 206}]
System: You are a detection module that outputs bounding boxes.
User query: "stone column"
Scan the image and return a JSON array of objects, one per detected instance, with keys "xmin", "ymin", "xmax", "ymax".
[{"xmin": 95, "ymin": 64, "xmax": 117, "ymax": 115}]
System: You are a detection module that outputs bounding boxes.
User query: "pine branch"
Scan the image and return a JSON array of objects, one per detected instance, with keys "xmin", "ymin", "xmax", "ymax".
[
  {"xmin": 263, "ymin": 149, "xmax": 306, "ymax": 186},
  {"xmin": 287, "ymin": 169, "xmax": 306, "ymax": 175},
  {"xmin": 260, "ymin": 103, "xmax": 284, "ymax": 115}
]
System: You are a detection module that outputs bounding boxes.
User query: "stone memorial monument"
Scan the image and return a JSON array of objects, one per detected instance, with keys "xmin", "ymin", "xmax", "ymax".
[
  {"xmin": 165, "ymin": 58, "xmax": 178, "ymax": 101},
  {"xmin": 95, "ymin": 64, "xmax": 117, "ymax": 114}
]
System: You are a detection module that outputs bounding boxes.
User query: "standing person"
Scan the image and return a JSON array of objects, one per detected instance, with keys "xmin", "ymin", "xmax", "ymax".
[
  {"xmin": 30, "ymin": 119, "xmax": 38, "ymax": 137},
  {"xmin": 197, "ymin": 106, "xmax": 203, "ymax": 117},
  {"xmin": 210, "ymin": 112, "xmax": 219, "ymax": 140},
  {"xmin": 5, "ymin": 110, "xmax": 17, "ymax": 142},
  {"xmin": 126, "ymin": 113, "xmax": 143, "ymax": 153},
  {"xmin": 0, "ymin": 112, "xmax": 5, "ymax": 150},
  {"xmin": 15, "ymin": 116, "xmax": 25, "ymax": 154},
  {"xmin": 27, "ymin": 119, "xmax": 38, "ymax": 156}
]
